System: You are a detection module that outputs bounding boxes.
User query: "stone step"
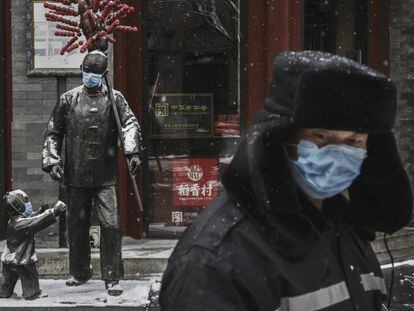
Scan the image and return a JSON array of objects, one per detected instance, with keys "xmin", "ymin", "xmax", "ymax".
[
  {"xmin": 0, "ymin": 239, "xmax": 176, "ymax": 280},
  {"xmin": 372, "ymin": 227, "xmax": 414, "ymax": 253},
  {"xmin": 2, "ymin": 228, "xmax": 414, "ymax": 280},
  {"xmin": 37, "ymin": 239, "xmax": 176, "ymax": 280},
  {"xmin": 371, "ymin": 227, "xmax": 414, "ymax": 264}
]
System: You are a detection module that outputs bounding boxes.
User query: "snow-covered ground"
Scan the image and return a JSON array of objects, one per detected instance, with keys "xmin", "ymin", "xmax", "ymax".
[
  {"xmin": 382, "ymin": 259, "xmax": 414, "ymax": 270},
  {"xmin": 0, "ymin": 277, "xmax": 161, "ymax": 308}
]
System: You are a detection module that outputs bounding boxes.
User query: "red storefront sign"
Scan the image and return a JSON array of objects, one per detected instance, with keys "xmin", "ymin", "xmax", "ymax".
[{"xmin": 173, "ymin": 158, "xmax": 218, "ymax": 207}]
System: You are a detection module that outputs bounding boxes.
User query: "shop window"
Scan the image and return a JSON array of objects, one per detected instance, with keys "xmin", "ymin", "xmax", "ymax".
[
  {"xmin": 304, "ymin": 0, "xmax": 368, "ymax": 63},
  {"xmin": 144, "ymin": 0, "xmax": 243, "ymax": 237}
]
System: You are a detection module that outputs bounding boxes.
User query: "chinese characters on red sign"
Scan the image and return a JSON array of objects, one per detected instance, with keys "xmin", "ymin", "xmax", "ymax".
[{"xmin": 173, "ymin": 158, "xmax": 218, "ymax": 208}]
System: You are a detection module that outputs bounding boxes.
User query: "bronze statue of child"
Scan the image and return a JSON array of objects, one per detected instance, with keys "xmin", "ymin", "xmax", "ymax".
[{"xmin": 0, "ymin": 190, "xmax": 66, "ymax": 300}]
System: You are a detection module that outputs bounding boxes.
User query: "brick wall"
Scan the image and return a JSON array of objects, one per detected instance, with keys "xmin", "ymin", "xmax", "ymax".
[
  {"xmin": 11, "ymin": 0, "xmax": 113, "ymax": 247},
  {"xmin": 390, "ymin": 0, "xmax": 414, "ymax": 190}
]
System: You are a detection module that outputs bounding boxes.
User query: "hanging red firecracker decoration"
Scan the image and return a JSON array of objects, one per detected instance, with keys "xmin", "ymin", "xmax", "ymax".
[{"xmin": 43, "ymin": 0, "xmax": 139, "ymax": 55}]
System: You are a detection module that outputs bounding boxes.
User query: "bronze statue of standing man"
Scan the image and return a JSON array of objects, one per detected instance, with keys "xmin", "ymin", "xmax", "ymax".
[{"xmin": 42, "ymin": 50, "xmax": 142, "ymax": 296}]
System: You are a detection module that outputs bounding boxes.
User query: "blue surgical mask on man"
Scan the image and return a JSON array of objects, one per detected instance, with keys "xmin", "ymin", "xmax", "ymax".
[
  {"xmin": 288, "ymin": 140, "xmax": 367, "ymax": 199},
  {"xmin": 22, "ymin": 202, "xmax": 33, "ymax": 218},
  {"xmin": 82, "ymin": 71, "xmax": 102, "ymax": 88}
]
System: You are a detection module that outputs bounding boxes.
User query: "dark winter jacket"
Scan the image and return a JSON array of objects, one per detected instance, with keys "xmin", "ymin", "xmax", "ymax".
[
  {"xmin": 1, "ymin": 209, "xmax": 56, "ymax": 265},
  {"xmin": 42, "ymin": 85, "xmax": 142, "ymax": 188},
  {"xmin": 160, "ymin": 52, "xmax": 413, "ymax": 311}
]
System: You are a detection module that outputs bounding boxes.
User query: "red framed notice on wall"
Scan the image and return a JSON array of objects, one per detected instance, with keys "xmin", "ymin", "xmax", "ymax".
[{"xmin": 172, "ymin": 158, "xmax": 218, "ymax": 207}]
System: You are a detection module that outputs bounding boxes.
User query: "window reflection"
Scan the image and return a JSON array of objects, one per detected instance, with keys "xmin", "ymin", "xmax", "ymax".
[{"xmin": 304, "ymin": 0, "xmax": 368, "ymax": 63}]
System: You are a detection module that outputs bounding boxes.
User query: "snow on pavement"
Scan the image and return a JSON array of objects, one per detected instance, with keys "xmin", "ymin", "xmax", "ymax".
[
  {"xmin": 382, "ymin": 260, "xmax": 414, "ymax": 270},
  {"xmin": 0, "ymin": 277, "xmax": 161, "ymax": 308}
]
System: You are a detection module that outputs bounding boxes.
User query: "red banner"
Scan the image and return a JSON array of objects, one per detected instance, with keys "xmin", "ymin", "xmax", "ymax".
[{"xmin": 173, "ymin": 158, "xmax": 218, "ymax": 207}]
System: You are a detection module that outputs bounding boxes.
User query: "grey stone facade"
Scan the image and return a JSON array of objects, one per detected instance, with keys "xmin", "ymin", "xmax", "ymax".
[
  {"xmin": 10, "ymin": 0, "xmax": 113, "ymax": 246},
  {"xmin": 390, "ymin": 0, "xmax": 414, "ymax": 189}
]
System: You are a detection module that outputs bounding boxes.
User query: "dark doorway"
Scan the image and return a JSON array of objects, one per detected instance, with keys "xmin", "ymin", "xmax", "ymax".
[{"xmin": 304, "ymin": 0, "xmax": 368, "ymax": 64}]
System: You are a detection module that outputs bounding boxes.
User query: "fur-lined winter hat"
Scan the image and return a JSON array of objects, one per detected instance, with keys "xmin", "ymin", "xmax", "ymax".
[
  {"xmin": 261, "ymin": 51, "xmax": 397, "ymax": 132},
  {"xmin": 223, "ymin": 51, "xmax": 412, "ymax": 257}
]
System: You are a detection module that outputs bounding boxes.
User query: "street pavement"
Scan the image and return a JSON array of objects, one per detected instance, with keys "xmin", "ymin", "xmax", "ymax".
[{"xmin": 0, "ymin": 276, "xmax": 161, "ymax": 310}]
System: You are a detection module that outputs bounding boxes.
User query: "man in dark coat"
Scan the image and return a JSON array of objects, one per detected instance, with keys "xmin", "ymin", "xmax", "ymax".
[
  {"xmin": 159, "ymin": 51, "xmax": 413, "ymax": 311},
  {"xmin": 42, "ymin": 50, "xmax": 142, "ymax": 296},
  {"xmin": 0, "ymin": 190, "xmax": 66, "ymax": 300}
]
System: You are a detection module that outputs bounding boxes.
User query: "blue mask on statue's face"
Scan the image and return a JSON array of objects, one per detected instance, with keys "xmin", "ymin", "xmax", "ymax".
[
  {"xmin": 82, "ymin": 71, "xmax": 102, "ymax": 88},
  {"xmin": 22, "ymin": 202, "xmax": 33, "ymax": 218},
  {"xmin": 288, "ymin": 140, "xmax": 367, "ymax": 199}
]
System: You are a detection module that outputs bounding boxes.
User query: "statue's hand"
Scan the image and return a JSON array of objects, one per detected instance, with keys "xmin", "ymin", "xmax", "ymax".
[
  {"xmin": 53, "ymin": 200, "xmax": 66, "ymax": 217},
  {"xmin": 39, "ymin": 203, "xmax": 50, "ymax": 214},
  {"xmin": 128, "ymin": 155, "xmax": 141, "ymax": 176},
  {"xmin": 50, "ymin": 165, "xmax": 64, "ymax": 181}
]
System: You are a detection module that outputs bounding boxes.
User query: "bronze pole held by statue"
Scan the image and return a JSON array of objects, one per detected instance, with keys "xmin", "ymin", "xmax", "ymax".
[{"xmin": 103, "ymin": 71, "xmax": 144, "ymax": 213}]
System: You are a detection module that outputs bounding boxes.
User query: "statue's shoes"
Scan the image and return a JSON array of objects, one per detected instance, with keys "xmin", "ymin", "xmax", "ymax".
[
  {"xmin": 105, "ymin": 281, "xmax": 123, "ymax": 296},
  {"xmin": 24, "ymin": 290, "xmax": 48, "ymax": 300},
  {"xmin": 65, "ymin": 277, "xmax": 89, "ymax": 287}
]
